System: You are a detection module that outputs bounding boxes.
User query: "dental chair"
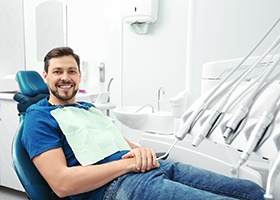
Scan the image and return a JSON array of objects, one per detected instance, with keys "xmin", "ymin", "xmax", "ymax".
[{"xmin": 12, "ymin": 70, "xmax": 69, "ymax": 200}]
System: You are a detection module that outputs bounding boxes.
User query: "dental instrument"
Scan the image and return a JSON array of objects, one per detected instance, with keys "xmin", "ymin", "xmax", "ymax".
[
  {"xmin": 224, "ymin": 81, "xmax": 273, "ymax": 145},
  {"xmin": 264, "ymin": 147, "xmax": 280, "ymax": 199},
  {"xmin": 192, "ymin": 96, "xmax": 227, "ymax": 146},
  {"xmin": 193, "ymin": 50, "xmax": 280, "ymax": 147},
  {"xmin": 175, "ymin": 16, "xmax": 280, "ymax": 142},
  {"xmin": 175, "ymin": 80, "xmax": 234, "ymax": 141},
  {"xmin": 231, "ymin": 110, "xmax": 274, "ymax": 174},
  {"xmin": 223, "ymin": 59, "xmax": 280, "ymax": 145},
  {"xmin": 222, "ymin": 46, "xmax": 280, "ymax": 141},
  {"xmin": 231, "ymin": 83, "xmax": 280, "ymax": 174},
  {"xmin": 157, "ymin": 17, "xmax": 280, "ymax": 172},
  {"xmin": 165, "ymin": 81, "xmax": 240, "ymax": 159},
  {"xmin": 192, "ymin": 77, "xmax": 255, "ymax": 147}
]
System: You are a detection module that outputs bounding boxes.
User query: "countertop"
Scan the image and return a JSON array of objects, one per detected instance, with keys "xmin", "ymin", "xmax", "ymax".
[{"xmin": 0, "ymin": 92, "xmax": 17, "ymax": 100}]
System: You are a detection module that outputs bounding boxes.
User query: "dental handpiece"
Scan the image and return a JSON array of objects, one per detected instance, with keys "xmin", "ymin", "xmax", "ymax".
[
  {"xmin": 192, "ymin": 109, "xmax": 221, "ymax": 147},
  {"xmin": 232, "ymin": 82, "xmax": 280, "ymax": 172},
  {"xmin": 223, "ymin": 104, "xmax": 249, "ymax": 139},
  {"xmin": 175, "ymin": 102, "xmax": 207, "ymax": 140},
  {"xmin": 232, "ymin": 110, "xmax": 274, "ymax": 173},
  {"xmin": 175, "ymin": 82, "xmax": 232, "ymax": 141},
  {"xmin": 192, "ymin": 95, "xmax": 229, "ymax": 147}
]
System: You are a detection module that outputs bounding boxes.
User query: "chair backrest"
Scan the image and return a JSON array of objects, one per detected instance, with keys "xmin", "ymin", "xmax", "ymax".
[
  {"xmin": 12, "ymin": 70, "xmax": 68, "ymax": 200},
  {"xmin": 13, "ymin": 70, "xmax": 49, "ymax": 120}
]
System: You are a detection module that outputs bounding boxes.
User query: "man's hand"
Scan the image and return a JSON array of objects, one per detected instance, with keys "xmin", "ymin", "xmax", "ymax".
[{"xmin": 121, "ymin": 148, "xmax": 160, "ymax": 172}]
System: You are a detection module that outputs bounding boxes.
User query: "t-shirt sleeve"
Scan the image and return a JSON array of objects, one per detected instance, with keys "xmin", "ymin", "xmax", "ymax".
[{"xmin": 21, "ymin": 109, "xmax": 62, "ymax": 160}]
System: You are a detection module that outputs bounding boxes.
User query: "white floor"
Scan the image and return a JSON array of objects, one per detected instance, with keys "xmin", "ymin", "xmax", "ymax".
[{"xmin": 0, "ymin": 186, "xmax": 27, "ymax": 200}]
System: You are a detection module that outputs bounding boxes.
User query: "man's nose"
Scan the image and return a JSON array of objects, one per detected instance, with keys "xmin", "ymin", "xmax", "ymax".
[{"xmin": 61, "ymin": 72, "xmax": 70, "ymax": 81}]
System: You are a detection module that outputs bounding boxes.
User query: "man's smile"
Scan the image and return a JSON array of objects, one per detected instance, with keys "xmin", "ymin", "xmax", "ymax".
[{"xmin": 58, "ymin": 84, "xmax": 73, "ymax": 90}]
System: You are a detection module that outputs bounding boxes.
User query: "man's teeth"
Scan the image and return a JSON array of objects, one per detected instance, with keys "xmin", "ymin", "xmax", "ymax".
[{"xmin": 60, "ymin": 85, "xmax": 71, "ymax": 89}]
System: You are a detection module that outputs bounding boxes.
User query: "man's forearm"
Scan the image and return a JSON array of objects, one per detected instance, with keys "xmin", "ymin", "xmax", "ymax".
[{"xmin": 51, "ymin": 158, "xmax": 136, "ymax": 197}]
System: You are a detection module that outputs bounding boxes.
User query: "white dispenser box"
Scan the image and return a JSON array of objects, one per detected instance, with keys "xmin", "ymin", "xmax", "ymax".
[{"xmin": 123, "ymin": 0, "xmax": 158, "ymax": 24}]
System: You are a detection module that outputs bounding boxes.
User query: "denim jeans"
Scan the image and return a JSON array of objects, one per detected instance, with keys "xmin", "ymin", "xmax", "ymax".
[{"xmin": 103, "ymin": 160, "xmax": 264, "ymax": 200}]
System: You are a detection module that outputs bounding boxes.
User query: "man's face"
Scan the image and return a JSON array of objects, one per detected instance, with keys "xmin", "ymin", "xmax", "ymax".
[{"xmin": 43, "ymin": 55, "xmax": 81, "ymax": 105}]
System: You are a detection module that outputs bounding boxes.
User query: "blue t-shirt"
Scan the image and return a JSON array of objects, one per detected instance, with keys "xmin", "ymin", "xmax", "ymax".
[{"xmin": 22, "ymin": 98, "xmax": 129, "ymax": 200}]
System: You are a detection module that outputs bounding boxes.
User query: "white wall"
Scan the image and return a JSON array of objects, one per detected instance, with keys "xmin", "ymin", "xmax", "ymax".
[{"xmin": 0, "ymin": 0, "xmax": 25, "ymax": 77}]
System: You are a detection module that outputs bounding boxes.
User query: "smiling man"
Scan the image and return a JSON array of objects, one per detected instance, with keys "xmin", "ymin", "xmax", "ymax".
[
  {"xmin": 43, "ymin": 51, "xmax": 80, "ymax": 105},
  {"xmin": 21, "ymin": 46, "xmax": 265, "ymax": 200}
]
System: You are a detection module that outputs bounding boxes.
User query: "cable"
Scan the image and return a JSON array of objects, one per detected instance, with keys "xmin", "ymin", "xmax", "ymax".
[{"xmin": 156, "ymin": 139, "xmax": 178, "ymax": 160}]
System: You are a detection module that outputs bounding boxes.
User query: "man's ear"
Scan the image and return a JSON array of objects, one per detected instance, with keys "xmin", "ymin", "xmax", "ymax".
[{"xmin": 42, "ymin": 71, "xmax": 48, "ymax": 84}]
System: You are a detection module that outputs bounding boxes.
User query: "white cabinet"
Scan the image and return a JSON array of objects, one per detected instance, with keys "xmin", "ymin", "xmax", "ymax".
[{"xmin": 0, "ymin": 94, "xmax": 24, "ymax": 191}]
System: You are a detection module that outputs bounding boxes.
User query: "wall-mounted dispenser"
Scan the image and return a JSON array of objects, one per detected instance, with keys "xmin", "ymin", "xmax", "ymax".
[
  {"xmin": 97, "ymin": 62, "xmax": 105, "ymax": 83},
  {"xmin": 123, "ymin": 0, "xmax": 159, "ymax": 34}
]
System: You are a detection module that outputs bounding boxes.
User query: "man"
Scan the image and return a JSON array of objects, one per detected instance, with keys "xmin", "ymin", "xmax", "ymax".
[{"xmin": 22, "ymin": 46, "xmax": 265, "ymax": 200}]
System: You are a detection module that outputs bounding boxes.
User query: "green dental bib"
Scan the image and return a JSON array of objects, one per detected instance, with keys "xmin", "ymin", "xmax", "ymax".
[{"xmin": 51, "ymin": 106, "xmax": 131, "ymax": 166}]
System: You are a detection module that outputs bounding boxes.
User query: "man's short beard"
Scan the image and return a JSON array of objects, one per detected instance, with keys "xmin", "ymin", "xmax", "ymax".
[{"xmin": 50, "ymin": 88, "xmax": 79, "ymax": 102}]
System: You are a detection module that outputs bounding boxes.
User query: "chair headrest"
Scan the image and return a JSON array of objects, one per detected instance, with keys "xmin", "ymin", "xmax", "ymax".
[{"xmin": 16, "ymin": 70, "xmax": 49, "ymax": 97}]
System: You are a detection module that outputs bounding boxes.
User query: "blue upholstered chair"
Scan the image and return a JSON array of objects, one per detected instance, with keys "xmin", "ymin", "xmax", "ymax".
[{"xmin": 12, "ymin": 70, "xmax": 69, "ymax": 200}]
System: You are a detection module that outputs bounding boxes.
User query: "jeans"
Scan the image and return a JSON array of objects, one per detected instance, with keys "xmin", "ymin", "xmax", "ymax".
[{"xmin": 103, "ymin": 160, "xmax": 264, "ymax": 200}]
